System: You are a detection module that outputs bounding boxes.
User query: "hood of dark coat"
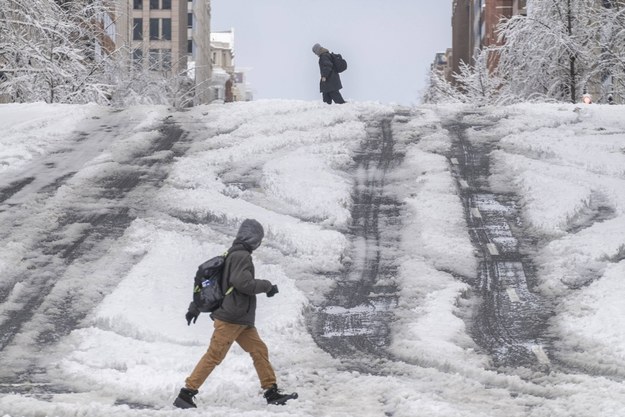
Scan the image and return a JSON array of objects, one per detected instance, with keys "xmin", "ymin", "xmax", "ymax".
[{"xmin": 233, "ymin": 219, "xmax": 264, "ymax": 251}]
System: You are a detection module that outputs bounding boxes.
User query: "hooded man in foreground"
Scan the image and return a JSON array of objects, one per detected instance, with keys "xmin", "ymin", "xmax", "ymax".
[{"xmin": 174, "ymin": 219, "xmax": 298, "ymax": 408}]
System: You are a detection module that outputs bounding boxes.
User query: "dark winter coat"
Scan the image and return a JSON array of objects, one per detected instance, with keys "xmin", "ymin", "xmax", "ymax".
[
  {"xmin": 318, "ymin": 51, "xmax": 342, "ymax": 93},
  {"xmin": 211, "ymin": 220, "xmax": 272, "ymax": 326}
]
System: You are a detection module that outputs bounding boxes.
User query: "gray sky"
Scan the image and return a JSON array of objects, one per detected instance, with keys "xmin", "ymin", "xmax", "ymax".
[{"xmin": 211, "ymin": 0, "xmax": 451, "ymax": 105}]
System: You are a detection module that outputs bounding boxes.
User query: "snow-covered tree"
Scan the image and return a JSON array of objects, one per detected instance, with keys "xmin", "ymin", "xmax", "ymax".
[
  {"xmin": 596, "ymin": 1, "xmax": 625, "ymax": 102},
  {"xmin": 105, "ymin": 49, "xmax": 195, "ymax": 108},
  {"xmin": 0, "ymin": 0, "xmax": 108, "ymax": 103},
  {"xmin": 453, "ymin": 48, "xmax": 510, "ymax": 105},
  {"xmin": 496, "ymin": 0, "xmax": 603, "ymax": 103},
  {"xmin": 422, "ymin": 68, "xmax": 463, "ymax": 104},
  {"xmin": 423, "ymin": 48, "xmax": 512, "ymax": 106},
  {"xmin": 1, "ymin": 0, "xmax": 194, "ymax": 106}
]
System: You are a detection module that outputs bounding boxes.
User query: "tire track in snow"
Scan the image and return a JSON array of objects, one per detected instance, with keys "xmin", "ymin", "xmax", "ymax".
[
  {"xmin": 0, "ymin": 177, "xmax": 35, "ymax": 204},
  {"xmin": 0, "ymin": 115, "xmax": 189, "ymax": 385},
  {"xmin": 445, "ymin": 114, "xmax": 554, "ymax": 369},
  {"xmin": 308, "ymin": 112, "xmax": 406, "ymax": 370}
]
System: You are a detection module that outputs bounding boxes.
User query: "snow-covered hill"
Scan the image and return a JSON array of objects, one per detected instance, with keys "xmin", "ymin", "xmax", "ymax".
[{"xmin": 1, "ymin": 100, "xmax": 624, "ymax": 416}]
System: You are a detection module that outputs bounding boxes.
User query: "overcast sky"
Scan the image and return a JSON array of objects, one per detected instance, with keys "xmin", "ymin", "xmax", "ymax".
[{"xmin": 211, "ymin": 0, "xmax": 452, "ymax": 106}]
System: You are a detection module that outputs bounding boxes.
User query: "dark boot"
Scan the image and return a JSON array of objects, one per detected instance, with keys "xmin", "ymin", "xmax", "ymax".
[
  {"xmin": 173, "ymin": 387, "xmax": 198, "ymax": 409},
  {"xmin": 263, "ymin": 383, "xmax": 298, "ymax": 405}
]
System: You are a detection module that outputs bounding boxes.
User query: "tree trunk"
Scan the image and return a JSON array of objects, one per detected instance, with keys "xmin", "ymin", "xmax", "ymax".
[{"xmin": 567, "ymin": 0, "xmax": 576, "ymax": 103}]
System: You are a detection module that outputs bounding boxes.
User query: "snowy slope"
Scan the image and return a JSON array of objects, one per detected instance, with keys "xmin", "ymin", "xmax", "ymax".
[{"xmin": 0, "ymin": 100, "xmax": 624, "ymax": 417}]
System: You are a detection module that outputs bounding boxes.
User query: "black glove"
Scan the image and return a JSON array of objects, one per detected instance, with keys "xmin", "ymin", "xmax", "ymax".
[
  {"xmin": 266, "ymin": 284, "xmax": 279, "ymax": 298},
  {"xmin": 186, "ymin": 302, "xmax": 200, "ymax": 326}
]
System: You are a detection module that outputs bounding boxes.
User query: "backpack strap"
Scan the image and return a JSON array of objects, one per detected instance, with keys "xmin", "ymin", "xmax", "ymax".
[{"xmin": 222, "ymin": 250, "xmax": 234, "ymax": 296}]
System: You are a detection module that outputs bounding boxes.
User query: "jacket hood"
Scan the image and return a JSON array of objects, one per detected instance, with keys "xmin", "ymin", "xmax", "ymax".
[
  {"xmin": 233, "ymin": 219, "xmax": 264, "ymax": 251},
  {"xmin": 312, "ymin": 43, "xmax": 329, "ymax": 56}
]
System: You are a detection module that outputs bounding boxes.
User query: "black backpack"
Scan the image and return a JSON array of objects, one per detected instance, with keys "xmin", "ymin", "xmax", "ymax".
[
  {"xmin": 330, "ymin": 52, "xmax": 347, "ymax": 73},
  {"xmin": 192, "ymin": 251, "xmax": 233, "ymax": 313}
]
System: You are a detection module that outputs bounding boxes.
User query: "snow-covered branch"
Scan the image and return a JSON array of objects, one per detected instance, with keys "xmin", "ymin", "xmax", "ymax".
[{"xmin": 424, "ymin": 0, "xmax": 625, "ymax": 104}]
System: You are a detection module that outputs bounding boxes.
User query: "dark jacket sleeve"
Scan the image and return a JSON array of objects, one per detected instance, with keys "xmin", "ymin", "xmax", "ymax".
[{"xmin": 229, "ymin": 252, "xmax": 272, "ymax": 295}]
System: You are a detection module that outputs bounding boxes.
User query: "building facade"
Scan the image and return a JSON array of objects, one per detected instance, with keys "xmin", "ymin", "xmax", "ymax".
[
  {"xmin": 451, "ymin": 0, "xmax": 525, "ymax": 76},
  {"xmin": 209, "ymin": 30, "xmax": 235, "ymax": 102},
  {"xmin": 451, "ymin": 0, "xmax": 471, "ymax": 83},
  {"xmin": 128, "ymin": 0, "xmax": 187, "ymax": 75},
  {"xmin": 191, "ymin": 0, "xmax": 213, "ymax": 104},
  {"xmin": 95, "ymin": 1, "xmax": 118, "ymax": 57},
  {"xmin": 186, "ymin": 3, "xmax": 252, "ymax": 103}
]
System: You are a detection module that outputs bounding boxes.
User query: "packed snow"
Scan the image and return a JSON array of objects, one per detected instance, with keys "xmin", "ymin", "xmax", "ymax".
[{"xmin": 1, "ymin": 100, "xmax": 624, "ymax": 417}]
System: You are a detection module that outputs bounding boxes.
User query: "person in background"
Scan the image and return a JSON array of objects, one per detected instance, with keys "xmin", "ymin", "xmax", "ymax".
[
  {"xmin": 312, "ymin": 43, "xmax": 345, "ymax": 105},
  {"xmin": 582, "ymin": 93, "xmax": 593, "ymax": 104},
  {"xmin": 173, "ymin": 219, "xmax": 297, "ymax": 409}
]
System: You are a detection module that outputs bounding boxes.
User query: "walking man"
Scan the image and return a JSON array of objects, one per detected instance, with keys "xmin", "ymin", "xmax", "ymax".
[
  {"xmin": 312, "ymin": 43, "xmax": 345, "ymax": 104},
  {"xmin": 174, "ymin": 219, "xmax": 297, "ymax": 408}
]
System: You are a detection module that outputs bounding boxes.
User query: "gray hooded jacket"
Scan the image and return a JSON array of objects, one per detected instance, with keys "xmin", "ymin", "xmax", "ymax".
[{"xmin": 211, "ymin": 219, "xmax": 273, "ymax": 326}]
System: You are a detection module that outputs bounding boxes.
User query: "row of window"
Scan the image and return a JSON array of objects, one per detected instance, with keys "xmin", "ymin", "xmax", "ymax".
[
  {"xmin": 132, "ymin": 49, "xmax": 172, "ymax": 70},
  {"xmin": 134, "ymin": 0, "xmax": 171, "ymax": 10},
  {"xmin": 137, "ymin": 9, "xmax": 191, "ymax": 29},
  {"xmin": 133, "ymin": 18, "xmax": 171, "ymax": 41}
]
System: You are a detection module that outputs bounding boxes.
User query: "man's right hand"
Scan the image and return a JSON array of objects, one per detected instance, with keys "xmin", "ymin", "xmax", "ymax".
[
  {"xmin": 186, "ymin": 302, "xmax": 200, "ymax": 325},
  {"xmin": 321, "ymin": 77, "xmax": 326, "ymax": 82},
  {"xmin": 266, "ymin": 285, "xmax": 279, "ymax": 297}
]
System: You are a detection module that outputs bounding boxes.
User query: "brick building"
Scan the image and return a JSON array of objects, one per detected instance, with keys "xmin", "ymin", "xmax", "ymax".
[{"xmin": 450, "ymin": 0, "xmax": 527, "ymax": 78}]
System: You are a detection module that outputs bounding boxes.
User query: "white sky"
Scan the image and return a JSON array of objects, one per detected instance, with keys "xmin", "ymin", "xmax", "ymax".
[{"xmin": 210, "ymin": 0, "xmax": 452, "ymax": 105}]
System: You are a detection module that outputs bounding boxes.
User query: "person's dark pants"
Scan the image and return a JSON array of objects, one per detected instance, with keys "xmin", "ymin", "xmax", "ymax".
[{"xmin": 322, "ymin": 90, "xmax": 345, "ymax": 104}]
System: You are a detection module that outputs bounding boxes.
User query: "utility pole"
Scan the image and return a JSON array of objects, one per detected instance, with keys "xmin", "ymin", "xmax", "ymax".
[{"xmin": 194, "ymin": 0, "xmax": 212, "ymax": 104}]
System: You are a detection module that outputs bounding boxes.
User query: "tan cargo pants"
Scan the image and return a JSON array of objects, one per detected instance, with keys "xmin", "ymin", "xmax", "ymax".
[{"xmin": 185, "ymin": 319, "xmax": 277, "ymax": 391}]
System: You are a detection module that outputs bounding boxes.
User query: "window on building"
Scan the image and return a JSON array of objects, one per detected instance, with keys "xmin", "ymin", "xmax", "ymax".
[
  {"xmin": 103, "ymin": 13, "xmax": 116, "ymax": 39},
  {"xmin": 188, "ymin": 39, "xmax": 193, "ymax": 54},
  {"xmin": 162, "ymin": 0, "xmax": 171, "ymax": 9},
  {"xmin": 133, "ymin": 0, "xmax": 142, "ymax": 9},
  {"xmin": 150, "ymin": 0, "xmax": 159, "ymax": 9},
  {"xmin": 162, "ymin": 18, "xmax": 171, "ymax": 40},
  {"xmin": 149, "ymin": 49, "xmax": 159, "ymax": 69},
  {"xmin": 132, "ymin": 49, "xmax": 143, "ymax": 68},
  {"xmin": 133, "ymin": 18, "xmax": 143, "ymax": 40},
  {"xmin": 188, "ymin": 12, "xmax": 193, "ymax": 28},
  {"xmin": 162, "ymin": 50, "xmax": 172, "ymax": 70},
  {"xmin": 144, "ymin": 49, "xmax": 173, "ymax": 71},
  {"xmin": 149, "ymin": 18, "xmax": 159, "ymax": 40}
]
